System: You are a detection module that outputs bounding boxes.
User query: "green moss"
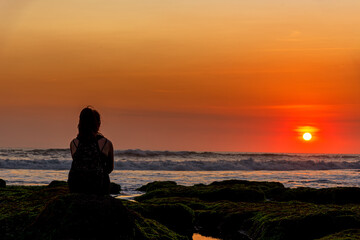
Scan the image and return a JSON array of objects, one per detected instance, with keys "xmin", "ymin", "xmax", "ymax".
[
  {"xmin": 0, "ymin": 185, "xmax": 69, "ymax": 240},
  {"xmin": 134, "ymin": 218, "xmax": 189, "ymax": 240},
  {"xmin": 128, "ymin": 202, "xmax": 195, "ymax": 237},
  {"xmin": 316, "ymin": 229, "xmax": 360, "ymax": 240}
]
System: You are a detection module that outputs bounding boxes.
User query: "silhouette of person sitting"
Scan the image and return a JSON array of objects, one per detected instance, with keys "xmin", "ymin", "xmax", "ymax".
[{"xmin": 68, "ymin": 107, "xmax": 114, "ymax": 195}]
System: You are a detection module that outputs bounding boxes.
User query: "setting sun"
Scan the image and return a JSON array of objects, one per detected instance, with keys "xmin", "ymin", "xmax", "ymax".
[
  {"xmin": 303, "ymin": 133, "xmax": 312, "ymax": 141},
  {"xmin": 295, "ymin": 126, "xmax": 318, "ymax": 143}
]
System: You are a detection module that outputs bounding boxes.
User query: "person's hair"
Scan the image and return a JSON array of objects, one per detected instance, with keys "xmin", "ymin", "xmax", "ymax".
[{"xmin": 77, "ymin": 106, "xmax": 101, "ymax": 141}]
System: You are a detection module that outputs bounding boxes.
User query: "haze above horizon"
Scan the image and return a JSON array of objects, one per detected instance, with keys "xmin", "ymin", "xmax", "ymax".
[{"xmin": 0, "ymin": 0, "xmax": 359, "ymax": 154}]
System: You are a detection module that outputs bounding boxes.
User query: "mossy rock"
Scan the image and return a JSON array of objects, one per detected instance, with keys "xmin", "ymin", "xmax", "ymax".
[
  {"xmin": 47, "ymin": 180, "xmax": 68, "ymax": 188},
  {"xmin": 250, "ymin": 207, "xmax": 360, "ymax": 240},
  {"xmin": 196, "ymin": 210, "xmax": 225, "ymax": 237},
  {"xmin": 26, "ymin": 193, "xmax": 189, "ymax": 240},
  {"xmin": 134, "ymin": 217, "xmax": 189, "ymax": 240},
  {"xmin": 136, "ymin": 181, "xmax": 266, "ymax": 202},
  {"xmin": 5, "ymin": 180, "xmax": 360, "ymax": 240},
  {"xmin": 130, "ymin": 203, "xmax": 195, "ymax": 237},
  {"xmin": 135, "ymin": 187, "xmax": 188, "ymax": 201},
  {"xmin": 321, "ymin": 188, "xmax": 360, "ymax": 204},
  {"xmin": 25, "ymin": 194, "xmax": 135, "ymax": 239},
  {"xmin": 0, "ymin": 179, "xmax": 6, "ymax": 188},
  {"xmin": 209, "ymin": 180, "xmax": 286, "ymax": 201},
  {"xmin": 1, "ymin": 185, "xmax": 189, "ymax": 240},
  {"xmin": 0, "ymin": 185, "xmax": 69, "ymax": 240},
  {"xmin": 47, "ymin": 180, "xmax": 122, "ymax": 194},
  {"xmin": 137, "ymin": 181, "xmax": 178, "ymax": 192},
  {"xmin": 275, "ymin": 187, "xmax": 360, "ymax": 204},
  {"xmin": 316, "ymin": 229, "xmax": 360, "ymax": 240},
  {"xmin": 209, "ymin": 179, "xmax": 284, "ymax": 189},
  {"xmin": 199, "ymin": 187, "xmax": 265, "ymax": 202}
]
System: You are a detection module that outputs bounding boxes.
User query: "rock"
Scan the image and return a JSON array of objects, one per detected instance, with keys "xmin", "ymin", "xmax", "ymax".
[
  {"xmin": 26, "ymin": 194, "xmax": 135, "ymax": 239},
  {"xmin": 26, "ymin": 193, "xmax": 189, "ymax": 240},
  {"xmin": 249, "ymin": 206, "xmax": 360, "ymax": 240},
  {"xmin": 137, "ymin": 181, "xmax": 177, "ymax": 192},
  {"xmin": 317, "ymin": 229, "xmax": 360, "ymax": 240},
  {"xmin": 0, "ymin": 179, "xmax": 6, "ymax": 188},
  {"xmin": 132, "ymin": 203, "xmax": 195, "ymax": 238},
  {"xmin": 136, "ymin": 180, "xmax": 266, "ymax": 202},
  {"xmin": 209, "ymin": 180, "xmax": 286, "ymax": 200},
  {"xmin": 199, "ymin": 187, "xmax": 265, "ymax": 202},
  {"xmin": 209, "ymin": 179, "xmax": 284, "ymax": 188},
  {"xmin": 110, "ymin": 182, "xmax": 121, "ymax": 194},
  {"xmin": 48, "ymin": 180, "xmax": 122, "ymax": 195},
  {"xmin": 47, "ymin": 180, "xmax": 67, "ymax": 188},
  {"xmin": 274, "ymin": 187, "xmax": 360, "ymax": 204}
]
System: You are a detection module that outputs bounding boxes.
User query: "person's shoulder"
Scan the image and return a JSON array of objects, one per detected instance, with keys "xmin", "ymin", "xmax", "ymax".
[
  {"xmin": 97, "ymin": 135, "xmax": 112, "ymax": 145},
  {"xmin": 105, "ymin": 138, "xmax": 113, "ymax": 150},
  {"xmin": 107, "ymin": 139, "xmax": 113, "ymax": 148},
  {"xmin": 104, "ymin": 138, "xmax": 113, "ymax": 147},
  {"xmin": 70, "ymin": 138, "xmax": 79, "ymax": 146},
  {"xmin": 104, "ymin": 137, "xmax": 112, "ymax": 144}
]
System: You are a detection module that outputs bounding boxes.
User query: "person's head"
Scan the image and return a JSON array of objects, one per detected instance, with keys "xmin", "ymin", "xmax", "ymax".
[{"xmin": 77, "ymin": 106, "xmax": 101, "ymax": 141}]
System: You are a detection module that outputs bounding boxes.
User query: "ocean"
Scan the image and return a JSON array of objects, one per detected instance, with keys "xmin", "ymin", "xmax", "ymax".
[{"xmin": 1, "ymin": 149, "xmax": 360, "ymax": 196}]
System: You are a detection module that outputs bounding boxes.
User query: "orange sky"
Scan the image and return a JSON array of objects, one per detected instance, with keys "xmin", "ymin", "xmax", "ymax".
[{"xmin": 0, "ymin": 0, "xmax": 359, "ymax": 153}]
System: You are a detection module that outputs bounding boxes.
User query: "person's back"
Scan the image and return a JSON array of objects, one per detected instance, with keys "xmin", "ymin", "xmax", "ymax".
[{"xmin": 68, "ymin": 107, "xmax": 114, "ymax": 195}]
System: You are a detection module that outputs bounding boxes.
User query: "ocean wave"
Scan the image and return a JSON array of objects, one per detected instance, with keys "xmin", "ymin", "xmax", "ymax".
[
  {"xmin": 1, "ymin": 148, "xmax": 359, "ymax": 161},
  {"xmin": 114, "ymin": 149, "xmax": 301, "ymax": 158},
  {"xmin": 115, "ymin": 149, "xmax": 200, "ymax": 157},
  {"xmin": 0, "ymin": 159, "xmax": 71, "ymax": 170},
  {"xmin": 115, "ymin": 159, "xmax": 360, "ymax": 171},
  {"xmin": 114, "ymin": 149, "xmax": 360, "ymax": 160},
  {"xmin": 2, "ymin": 158, "xmax": 360, "ymax": 171}
]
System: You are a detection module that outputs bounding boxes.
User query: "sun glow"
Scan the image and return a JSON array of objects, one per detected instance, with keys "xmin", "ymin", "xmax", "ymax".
[
  {"xmin": 303, "ymin": 132, "xmax": 312, "ymax": 141},
  {"xmin": 295, "ymin": 126, "xmax": 318, "ymax": 142}
]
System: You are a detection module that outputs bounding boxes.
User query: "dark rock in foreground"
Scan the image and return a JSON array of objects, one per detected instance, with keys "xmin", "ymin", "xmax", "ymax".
[
  {"xmin": 0, "ymin": 179, "xmax": 6, "ymax": 188},
  {"xmin": 0, "ymin": 185, "xmax": 188, "ymax": 240},
  {"xmin": 27, "ymin": 194, "xmax": 136, "ymax": 240},
  {"xmin": 27, "ymin": 193, "xmax": 188, "ymax": 240}
]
